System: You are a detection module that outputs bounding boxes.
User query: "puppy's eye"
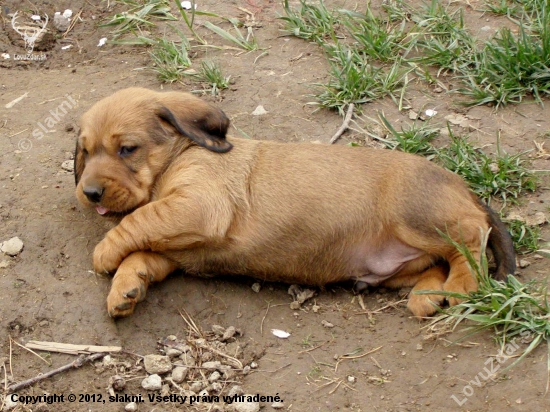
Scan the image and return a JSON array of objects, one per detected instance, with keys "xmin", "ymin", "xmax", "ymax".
[{"xmin": 119, "ymin": 146, "xmax": 138, "ymax": 158}]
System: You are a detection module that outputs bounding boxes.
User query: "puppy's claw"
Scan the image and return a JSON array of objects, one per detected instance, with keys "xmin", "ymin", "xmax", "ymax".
[
  {"xmin": 123, "ymin": 288, "xmax": 139, "ymax": 299},
  {"xmin": 107, "ymin": 270, "xmax": 149, "ymax": 318}
]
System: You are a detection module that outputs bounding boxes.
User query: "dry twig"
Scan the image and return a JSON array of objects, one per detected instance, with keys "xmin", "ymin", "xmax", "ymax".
[
  {"xmin": 7, "ymin": 352, "xmax": 107, "ymax": 393},
  {"xmin": 329, "ymin": 103, "xmax": 355, "ymax": 144}
]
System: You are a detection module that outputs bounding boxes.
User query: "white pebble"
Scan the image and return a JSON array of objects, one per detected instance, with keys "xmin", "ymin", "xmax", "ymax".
[
  {"xmin": 141, "ymin": 374, "xmax": 162, "ymax": 390},
  {"xmin": 125, "ymin": 402, "xmax": 138, "ymax": 412},
  {"xmin": 1, "ymin": 237, "xmax": 24, "ymax": 256}
]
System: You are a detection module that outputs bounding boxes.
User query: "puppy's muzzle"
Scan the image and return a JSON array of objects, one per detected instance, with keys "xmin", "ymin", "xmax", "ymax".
[{"xmin": 83, "ymin": 185, "xmax": 104, "ymax": 203}]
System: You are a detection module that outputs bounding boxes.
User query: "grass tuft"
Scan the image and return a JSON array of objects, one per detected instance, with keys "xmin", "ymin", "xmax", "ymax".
[
  {"xmin": 435, "ymin": 130, "xmax": 537, "ymax": 205},
  {"xmin": 420, "ymin": 231, "xmax": 550, "ymax": 391},
  {"xmin": 101, "ymin": 0, "xmax": 177, "ymax": 37},
  {"xmin": 149, "ymin": 33, "xmax": 191, "ymax": 82},
  {"xmin": 196, "ymin": 60, "xmax": 231, "ymax": 95}
]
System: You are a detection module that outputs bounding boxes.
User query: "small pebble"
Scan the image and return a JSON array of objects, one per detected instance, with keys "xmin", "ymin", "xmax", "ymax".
[
  {"xmin": 110, "ymin": 375, "xmax": 126, "ymax": 391},
  {"xmin": 125, "ymin": 402, "xmax": 138, "ymax": 412},
  {"xmin": 190, "ymin": 382, "xmax": 203, "ymax": 393},
  {"xmin": 251, "ymin": 105, "xmax": 268, "ymax": 116},
  {"xmin": 321, "ymin": 320, "xmax": 334, "ymax": 328},
  {"xmin": 144, "ymin": 354, "xmax": 172, "ymax": 374},
  {"xmin": 61, "ymin": 160, "xmax": 74, "ymax": 173},
  {"xmin": 141, "ymin": 374, "xmax": 162, "ymax": 390},
  {"xmin": 209, "ymin": 371, "xmax": 221, "ymax": 382},
  {"xmin": 212, "ymin": 325, "xmax": 225, "ymax": 336},
  {"xmin": 202, "ymin": 361, "xmax": 222, "ymax": 371},
  {"xmin": 166, "ymin": 348, "xmax": 182, "ymax": 358},
  {"xmin": 1, "ymin": 237, "xmax": 24, "ymax": 256},
  {"xmin": 250, "ymin": 361, "xmax": 258, "ymax": 369},
  {"xmin": 3, "ymin": 395, "xmax": 17, "ymax": 410},
  {"xmin": 230, "ymin": 395, "xmax": 260, "ymax": 412},
  {"xmin": 222, "ymin": 326, "xmax": 236, "ymax": 341},
  {"xmin": 228, "ymin": 385, "xmax": 244, "ymax": 397},
  {"xmin": 161, "ymin": 384, "xmax": 170, "ymax": 397},
  {"xmin": 251, "ymin": 282, "xmax": 261, "ymax": 293},
  {"xmin": 171, "ymin": 366, "xmax": 188, "ymax": 383},
  {"xmin": 211, "ymin": 382, "xmax": 223, "ymax": 392},
  {"xmin": 271, "ymin": 401, "xmax": 284, "ymax": 409}
]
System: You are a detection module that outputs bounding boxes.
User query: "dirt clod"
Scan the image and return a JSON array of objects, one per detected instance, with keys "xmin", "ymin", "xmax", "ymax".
[{"xmin": 1, "ymin": 237, "xmax": 23, "ymax": 256}]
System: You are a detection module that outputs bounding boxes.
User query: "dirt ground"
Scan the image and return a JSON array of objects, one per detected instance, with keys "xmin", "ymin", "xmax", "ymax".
[{"xmin": 1, "ymin": 0, "xmax": 550, "ymax": 411}]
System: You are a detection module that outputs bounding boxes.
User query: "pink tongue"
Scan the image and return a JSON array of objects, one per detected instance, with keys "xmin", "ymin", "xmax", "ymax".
[{"xmin": 96, "ymin": 205, "xmax": 110, "ymax": 215}]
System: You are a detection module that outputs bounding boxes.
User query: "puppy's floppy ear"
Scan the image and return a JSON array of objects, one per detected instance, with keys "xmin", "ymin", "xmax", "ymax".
[
  {"xmin": 74, "ymin": 136, "xmax": 85, "ymax": 186},
  {"xmin": 156, "ymin": 105, "xmax": 233, "ymax": 153}
]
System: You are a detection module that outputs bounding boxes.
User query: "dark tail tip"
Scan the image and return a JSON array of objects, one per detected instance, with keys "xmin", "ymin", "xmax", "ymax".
[{"xmin": 478, "ymin": 200, "xmax": 516, "ymax": 280}]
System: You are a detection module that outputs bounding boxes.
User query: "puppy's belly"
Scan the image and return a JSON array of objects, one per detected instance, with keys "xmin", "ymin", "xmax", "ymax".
[
  {"xmin": 164, "ymin": 237, "xmax": 426, "ymax": 286},
  {"xmin": 348, "ymin": 239, "xmax": 426, "ymax": 285}
]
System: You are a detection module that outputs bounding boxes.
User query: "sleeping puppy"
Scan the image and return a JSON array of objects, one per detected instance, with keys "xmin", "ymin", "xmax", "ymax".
[{"xmin": 75, "ymin": 87, "xmax": 515, "ymax": 318}]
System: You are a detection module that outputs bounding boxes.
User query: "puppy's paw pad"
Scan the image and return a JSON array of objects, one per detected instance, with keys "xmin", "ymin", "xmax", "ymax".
[{"xmin": 107, "ymin": 295, "xmax": 136, "ymax": 318}]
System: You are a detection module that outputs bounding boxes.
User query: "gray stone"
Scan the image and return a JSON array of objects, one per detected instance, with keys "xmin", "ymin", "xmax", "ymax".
[
  {"xmin": 61, "ymin": 160, "xmax": 74, "ymax": 172},
  {"xmin": 227, "ymin": 385, "xmax": 243, "ymax": 397},
  {"xmin": 53, "ymin": 13, "xmax": 70, "ymax": 32},
  {"xmin": 222, "ymin": 326, "xmax": 236, "ymax": 341},
  {"xmin": 161, "ymin": 384, "xmax": 170, "ymax": 397},
  {"xmin": 171, "ymin": 366, "xmax": 188, "ymax": 383},
  {"xmin": 1, "ymin": 237, "xmax": 23, "ymax": 256},
  {"xmin": 144, "ymin": 354, "xmax": 172, "ymax": 374},
  {"xmin": 141, "ymin": 374, "xmax": 162, "ymax": 390},
  {"xmin": 229, "ymin": 395, "xmax": 260, "ymax": 412},
  {"xmin": 212, "ymin": 324, "xmax": 225, "ymax": 336},
  {"xmin": 189, "ymin": 381, "xmax": 203, "ymax": 393},
  {"xmin": 202, "ymin": 361, "xmax": 221, "ymax": 371},
  {"xmin": 208, "ymin": 371, "xmax": 221, "ymax": 382}
]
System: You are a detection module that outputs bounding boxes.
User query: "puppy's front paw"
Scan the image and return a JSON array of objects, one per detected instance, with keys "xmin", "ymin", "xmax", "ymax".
[
  {"xmin": 444, "ymin": 274, "xmax": 477, "ymax": 307},
  {"xmin": 407, "ymin": 293, "xmax": 445, "ymax": 317},
  {"xmin": 107, "ymin": 269, "xmax": 149, "ymax": 318},
  {"xmin": 93, "ymin": 238, "xmax": 123, "ymax": 274}
]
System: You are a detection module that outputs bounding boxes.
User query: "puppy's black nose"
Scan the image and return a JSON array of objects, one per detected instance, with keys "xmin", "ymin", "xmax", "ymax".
[{"xmin": 83, "ymin": 186, "xmax": 104, "ymax": 203}]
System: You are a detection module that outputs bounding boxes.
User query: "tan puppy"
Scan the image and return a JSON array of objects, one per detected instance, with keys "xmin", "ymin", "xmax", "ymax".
[{"xmin": 75, "ymin": 87, "xmax": 515, "ymax": 318}]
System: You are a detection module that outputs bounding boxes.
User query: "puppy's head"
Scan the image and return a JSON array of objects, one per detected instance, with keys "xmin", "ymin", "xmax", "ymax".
[{"xmin": 74, "ymin": 87, "xmax": 232, "ymax": 216}]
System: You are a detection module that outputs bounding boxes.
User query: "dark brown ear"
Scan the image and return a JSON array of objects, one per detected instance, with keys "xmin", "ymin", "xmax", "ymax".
[
  {"xmin": 74, "ymin": 137, "xmax": 85, "ymax": 185},
  {"xmin": 156, "ymin": 105, "xmax": 233, "ymax": 153}
]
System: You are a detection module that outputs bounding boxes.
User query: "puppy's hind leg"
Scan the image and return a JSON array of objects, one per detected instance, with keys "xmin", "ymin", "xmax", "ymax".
[
  {"xmin": 443, "ymin": 247, "xmax": 480, "ymax": 307},
  {"xmin": 407, "ymin": 265, "xmax": 448, "ymax": 317},
  {"xmin": 107, "ymin": 252, "xmax": 177, "ymax": 318}
]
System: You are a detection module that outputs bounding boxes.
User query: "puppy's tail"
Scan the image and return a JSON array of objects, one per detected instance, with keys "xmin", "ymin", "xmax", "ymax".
[{"xmin": 478, "ymin": 200, "xmax": 516, "ymax": 280}]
